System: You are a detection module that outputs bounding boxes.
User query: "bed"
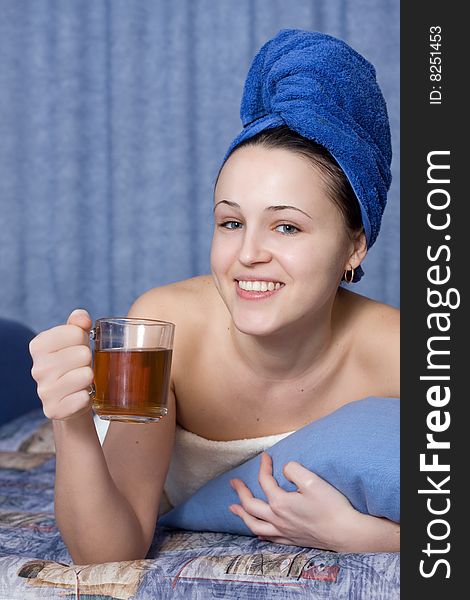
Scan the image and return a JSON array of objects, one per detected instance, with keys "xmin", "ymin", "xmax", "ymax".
[{"xmin": 0, "ymin": 408, "xmax": 399, "ymax": 599}]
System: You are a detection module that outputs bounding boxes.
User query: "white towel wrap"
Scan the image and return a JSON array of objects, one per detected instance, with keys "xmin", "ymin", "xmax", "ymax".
[{"xmin": 161, "ymin": 424, "xmax": 296, "ymax": 515}]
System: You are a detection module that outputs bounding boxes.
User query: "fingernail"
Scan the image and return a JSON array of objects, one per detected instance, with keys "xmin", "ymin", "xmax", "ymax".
[
  {"xmin": 71, "ymin": 308, "xmax": 88, "ymax": 317},
  {"xmin": 229, "ymin": 479, "xmax": 235, "ymax": 488}
]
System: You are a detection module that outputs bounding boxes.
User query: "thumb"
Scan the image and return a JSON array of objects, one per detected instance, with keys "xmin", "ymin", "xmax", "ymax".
[{"xmin": 66, "ymin": 308, "xmax": 93, "ymax": 332}]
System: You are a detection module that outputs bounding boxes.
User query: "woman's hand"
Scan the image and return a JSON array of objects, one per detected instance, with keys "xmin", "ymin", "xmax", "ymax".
[
  {"xmin": 229, "ymin": 452, "xmax": 400, "ymax": 552},
  {"xmin": 30, "ymin": 309, "xmax": 95, "ymax": 421}
]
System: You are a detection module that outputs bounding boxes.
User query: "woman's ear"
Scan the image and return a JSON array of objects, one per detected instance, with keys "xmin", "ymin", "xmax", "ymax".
[{"xmin": 347, "ymin": 230, "xmax": 367, "ymax": 270}]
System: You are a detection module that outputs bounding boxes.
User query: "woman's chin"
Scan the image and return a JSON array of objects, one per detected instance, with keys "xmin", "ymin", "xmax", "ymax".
[{"xmin": 230, "ymin": 314, "xmax": 283, "ymax": 338}]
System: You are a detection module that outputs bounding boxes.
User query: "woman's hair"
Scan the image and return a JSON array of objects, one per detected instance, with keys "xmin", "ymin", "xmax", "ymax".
[{"xmin": 215, "ymin": 125, "xmax": 363, "ymax": 241}]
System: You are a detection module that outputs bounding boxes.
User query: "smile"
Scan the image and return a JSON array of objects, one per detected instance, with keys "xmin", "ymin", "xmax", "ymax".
[
  {"xmin": 235, "ymin": 279, "xmax": 285, "ymax": 300},
  {"xmin": 238, "ymin": 280, "xmax": 283, "ymax": 292}
]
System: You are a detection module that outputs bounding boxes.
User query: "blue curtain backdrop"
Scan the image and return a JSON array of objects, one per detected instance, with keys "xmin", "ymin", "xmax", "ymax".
[{"xmin": 0, "ymin": 0, "xmax": 399, "ymax": 334}]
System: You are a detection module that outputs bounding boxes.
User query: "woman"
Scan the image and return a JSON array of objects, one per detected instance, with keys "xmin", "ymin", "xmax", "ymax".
[{"xmin": 29, "ymin": 30, "xmax": 399, "ymax": 564}]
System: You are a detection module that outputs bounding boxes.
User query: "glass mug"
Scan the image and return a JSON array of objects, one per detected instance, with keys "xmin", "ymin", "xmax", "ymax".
[{"xmin": 88, "ymin": 318, "xmax": 175, "ymax": 423}]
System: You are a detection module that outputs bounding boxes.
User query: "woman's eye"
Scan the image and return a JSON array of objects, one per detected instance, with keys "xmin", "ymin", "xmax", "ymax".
[
  {"xmin": 276, "ymin": 224, "xmax": 300, "ymax": 235},
  {"xmin": 219, "ymin": 221, "xmax": 242, "ymax": 230}
]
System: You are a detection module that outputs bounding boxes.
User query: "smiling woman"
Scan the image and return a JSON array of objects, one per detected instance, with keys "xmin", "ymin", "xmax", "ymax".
[{"xmin": 29, "ymin": 29, "xmax": 400, "ymax": 565}]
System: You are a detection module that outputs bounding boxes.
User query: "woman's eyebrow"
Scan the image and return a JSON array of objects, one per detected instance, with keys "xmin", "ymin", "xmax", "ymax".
[
  {"xmin": 213, "ymin": 200, "xmax": 239, "ymax": 211},
  {"xmin": 213, "ymin": 200, "xmax": 312, "ymax": 220},
  {"xmin": 267, "ymin": 204, "xmax": 313, "ymax": 220}
]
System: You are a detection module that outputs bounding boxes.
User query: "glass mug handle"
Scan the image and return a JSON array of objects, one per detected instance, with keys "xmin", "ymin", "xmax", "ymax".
[{"xmin": 88, "ymin": 327, "xmax": 97, "ymax": 400}]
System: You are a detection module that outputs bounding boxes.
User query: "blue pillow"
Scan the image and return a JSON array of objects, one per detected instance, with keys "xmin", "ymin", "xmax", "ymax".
[
  {"xmin": 0, "ymin": 318, "xmax": 39, "ymax": 425},
  {"xmin": 159, "ymin": 397, "xmax": 399, "ymax": 535}
]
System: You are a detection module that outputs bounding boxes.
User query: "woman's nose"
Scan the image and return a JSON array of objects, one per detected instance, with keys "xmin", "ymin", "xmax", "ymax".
[{"xmin": 238, "ymin": 231, "xmax": 272, "ymax": 265}]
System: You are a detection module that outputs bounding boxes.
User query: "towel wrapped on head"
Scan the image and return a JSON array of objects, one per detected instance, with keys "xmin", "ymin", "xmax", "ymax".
[{"xmin": 222, "ymin": 29, "xmax": 393, "ymax": 283}]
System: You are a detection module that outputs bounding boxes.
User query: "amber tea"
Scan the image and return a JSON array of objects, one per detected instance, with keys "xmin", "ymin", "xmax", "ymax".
[{"xmin": 92, "ymin": 348, "xmax": 172, "ymax": 423}]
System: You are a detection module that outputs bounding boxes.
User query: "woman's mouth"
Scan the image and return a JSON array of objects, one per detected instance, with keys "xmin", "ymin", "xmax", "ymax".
[{"xmin": 235, "ymin": 279, "xmax": 285, "ymax": 300}]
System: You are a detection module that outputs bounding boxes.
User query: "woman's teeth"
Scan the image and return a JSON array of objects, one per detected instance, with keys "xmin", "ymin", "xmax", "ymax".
[{"xmin": 237, "ymin": 280, "xmax": 283, "ymax": 292}]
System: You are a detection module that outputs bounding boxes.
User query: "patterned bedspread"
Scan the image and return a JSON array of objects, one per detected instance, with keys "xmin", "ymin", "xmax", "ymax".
[{"xmin": 0, "ymin": 411, "xmax": 400, "ymax": 599}]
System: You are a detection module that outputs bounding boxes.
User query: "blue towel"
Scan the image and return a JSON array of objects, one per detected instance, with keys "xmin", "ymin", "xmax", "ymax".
[
  {"xmin": 222, "ymin": 30, "xmax": 393, "ymax": 282},
  {"xmin": 159, "ymin": 397, "xmax": 400, "ymax": 535}
]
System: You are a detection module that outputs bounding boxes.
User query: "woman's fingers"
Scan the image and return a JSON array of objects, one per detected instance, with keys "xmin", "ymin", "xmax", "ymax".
[
  {"xmin": 282, "ymin": 460, "xmax": 324, "ymax": 493},
  {"xmin": 31, "ymin": 324, "xmax": 90, "ymax": 355},
  {"xmin": 51, "ymin": 390, "xmax": 93, "ymax": 421},
  {"xmin": 30, "ymin": 312, "xmax": 95, "ymax": 422},
  {"xmin": 258, "ymin": 452, "xmax": 290, "ymax": 503},
  {"xmin": 33, "ymin": 345, "xmax": 93, "ymax": 382},
  {"xmin": 229, "ymin": 503, "xmax": 282, "ymax": 538},
  {"xmin": 66, "ymin": 309, "xmax": 93, "ymax": 331},
  {"xmin": 39, "ymin": 366, "xmax": 94, "ymax": 406},
  {"xmin": 283, "ymin": 462, "xmax": 352, "ymax": 511},
  {"xmin": 230, "ymin": 479, "xmax": 274, "ymax": 521}
]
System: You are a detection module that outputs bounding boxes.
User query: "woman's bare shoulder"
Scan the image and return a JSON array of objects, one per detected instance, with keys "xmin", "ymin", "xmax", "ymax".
[
  {"xmin": 339, "ymin": 288, "xmax": 400, "ymax": 396},
  {"xmin": 127, "ymin": 274, "xmax": 218, "ymax": 323},
  {"xmin": 341, "ymin": 288, "xmax": 399, "ymax": 325}
]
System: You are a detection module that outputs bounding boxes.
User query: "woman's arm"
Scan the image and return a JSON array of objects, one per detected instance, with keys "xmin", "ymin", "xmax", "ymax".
[
  {"xmin": 53, "ymin": 291, "xmax": 178, "ymax": 564},
  {"xmin": 54, "ymin": 385, "xmax": 176, "ymax": 564}
]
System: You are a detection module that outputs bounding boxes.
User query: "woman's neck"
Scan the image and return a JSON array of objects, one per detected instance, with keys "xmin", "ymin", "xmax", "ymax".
[{"xmin": 228, "ymin": 296, "xmax": 339, "ymax": 384}]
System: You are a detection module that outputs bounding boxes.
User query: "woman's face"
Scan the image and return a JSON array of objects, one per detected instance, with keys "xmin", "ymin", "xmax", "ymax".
[{"xmin": 210, "ymin": 145, "xmax": 362, "ymax": 336}]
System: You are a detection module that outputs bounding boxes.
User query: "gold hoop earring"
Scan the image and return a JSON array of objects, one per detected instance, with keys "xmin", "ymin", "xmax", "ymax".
[{"xmin": 344, "ymin": 267, "xmax": 355, "ymax": 284}]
